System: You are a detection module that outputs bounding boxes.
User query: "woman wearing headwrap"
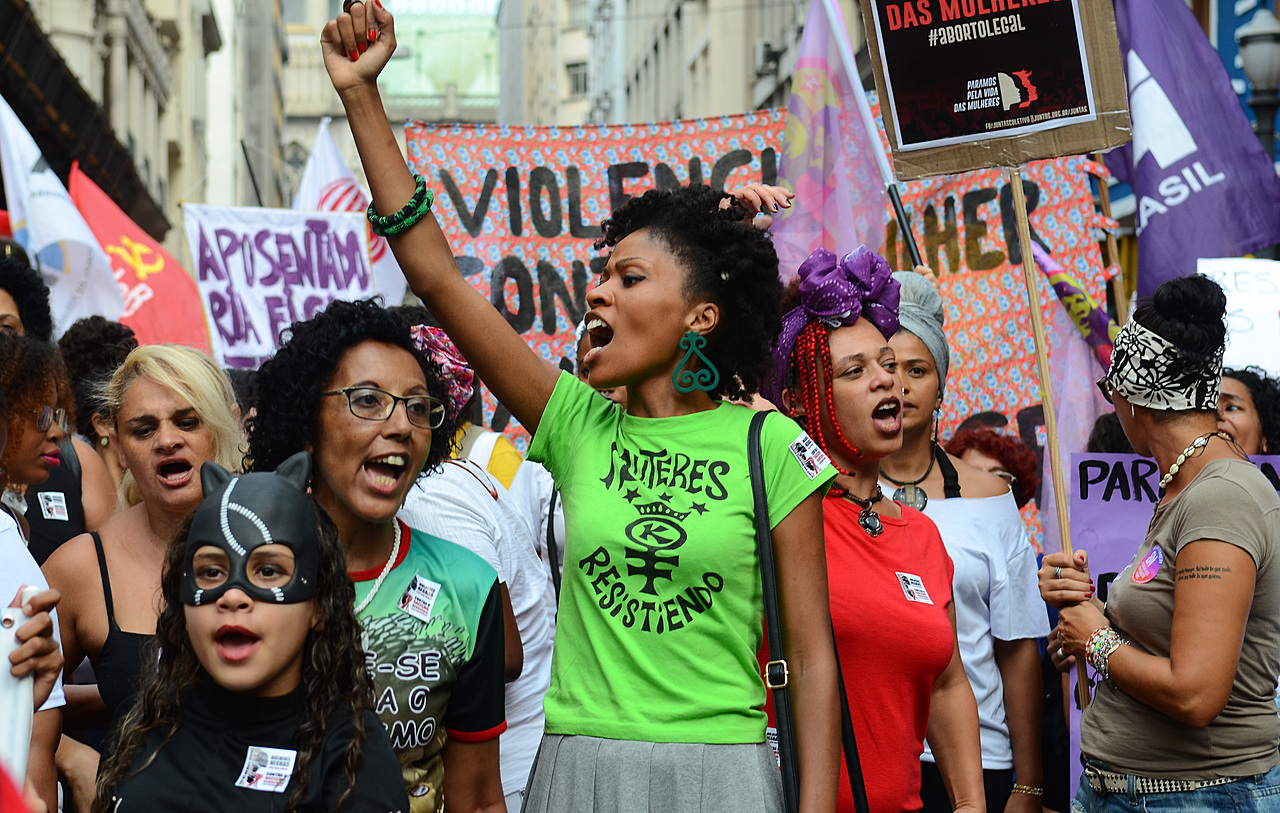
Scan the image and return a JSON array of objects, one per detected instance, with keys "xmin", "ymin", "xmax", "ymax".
[
  {"xmin": 877, "ymin": 272, "xmax": 1049, "ymax": 813},
  {"xmin": 1041, "ymin": 275, "xmax": 1280, "ymax": 812},
  {"xmin": 768, "ymin": 248, "xmax": 984, "ymax": 813}
]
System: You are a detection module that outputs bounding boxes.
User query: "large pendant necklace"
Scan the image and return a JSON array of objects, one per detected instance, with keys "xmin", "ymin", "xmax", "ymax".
[
  {"xmin": 880, "ymin": 445, "xmax": 936, "ymax": 511},
  {"xmin": 839, "ymin": 484, "xmax": 885, "ymax": 537},
  {"xmin": 1159, "ymin": 431, "xmax": 1230, "ymax": 491}
]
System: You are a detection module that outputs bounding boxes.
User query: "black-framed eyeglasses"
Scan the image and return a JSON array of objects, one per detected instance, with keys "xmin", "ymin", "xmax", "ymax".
[
  {"xmin": 1095, "ymin": 377, "xmax": 1113, "ymax": 402},
  {"xmin": 33, "ymin": 406, "xmax": 69, "ymax": 434},
  {"xmin": 321, "ymin": 387, "xmax": 445, "ymax": 429}
]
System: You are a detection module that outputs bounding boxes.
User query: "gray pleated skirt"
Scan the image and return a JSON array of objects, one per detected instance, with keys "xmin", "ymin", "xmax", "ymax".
[{"xmin": 521, "ymin": 734, "xmax": 784, "ymax": 813}]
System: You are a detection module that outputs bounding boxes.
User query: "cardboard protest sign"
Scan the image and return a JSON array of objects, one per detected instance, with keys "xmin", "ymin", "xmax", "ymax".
[
  {"xmin": 856, "ymin": 0, "xmax": 1130, "ymax": 178},
  {"xmin": 1197, "ymin": 258, "xmax": 1280, "ymax": 379},
  {"xmin": 1065, "ymin": 452, "xmax": 1280, "ymax": 789},
  {"xmin": 183, "ymin": 204, "xmax": 380, "ymax": 368},
  {"xmin": 404, "ymin": 113, "xmax": 1108, "ymax": 459}
]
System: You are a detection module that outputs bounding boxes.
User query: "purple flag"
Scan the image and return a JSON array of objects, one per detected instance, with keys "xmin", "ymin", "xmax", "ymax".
[
  {"xmin": 772, "ymin": 0, "xmax": 889, "ymax": 281},
  {"xmin": 1105, "ymin": 0, "xmax": 1280, "ymax": 299}
]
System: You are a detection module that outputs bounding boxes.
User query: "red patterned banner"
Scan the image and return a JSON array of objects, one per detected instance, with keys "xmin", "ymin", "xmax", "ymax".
[{"xmin": 405, "ymin": 112, "xmax": 1106, "ymax": 467}]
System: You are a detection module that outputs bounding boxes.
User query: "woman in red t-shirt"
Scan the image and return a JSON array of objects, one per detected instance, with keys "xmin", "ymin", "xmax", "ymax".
[{"xmin": 765, "ymin": 248, "xmax": 985, "ymax": 813}]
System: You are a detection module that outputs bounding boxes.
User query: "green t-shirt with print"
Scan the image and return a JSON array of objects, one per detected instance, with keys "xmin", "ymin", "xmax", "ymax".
[
  {"xmin": 352, "ymin": 523, "xmax": 506, "ymax": 813},
  {"xmin": 528, "ymin": 372, "xmax": 836, "ymax": 743}
]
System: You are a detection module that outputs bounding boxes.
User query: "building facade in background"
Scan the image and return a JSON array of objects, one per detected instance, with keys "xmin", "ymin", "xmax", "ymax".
[
  {"xmin": 282, "ymin": 0, "xmax": 499, "ymax": 200},
  {"xmin": 498, "ymin": 0, "xmax": 589, "ymax": 125},
  {"xmin": 581, "ymin": 0, "xmax": 864, "ymax": 125}
]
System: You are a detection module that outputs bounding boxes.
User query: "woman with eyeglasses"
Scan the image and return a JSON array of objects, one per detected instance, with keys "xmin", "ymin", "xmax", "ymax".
[
  {"xmin": 875, "ymin": 272, "xmax": 1049, "ymax": 813},
  {"xmin": 1046, "ymin": 276, "xmax": 1280, "ymax": 813},
  {"xmin": 246, "ymin": 298, "xmax": 506, "ymax": 813},
  {"xmin": 943, "ymin": 428, "xmax": 1040, "ymax": 510},
  {"xmin": 0, "ymin": 334, "xmax": 74, "ymax": 540},
  {"xmin": 41, "ymin": 345, "xmax": 242, "ymax": 809}
]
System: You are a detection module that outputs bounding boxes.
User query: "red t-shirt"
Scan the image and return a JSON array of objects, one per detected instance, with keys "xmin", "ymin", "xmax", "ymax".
[{"xmin": 826, "ymin": 495, "xmax": 955, "ymax": 813}]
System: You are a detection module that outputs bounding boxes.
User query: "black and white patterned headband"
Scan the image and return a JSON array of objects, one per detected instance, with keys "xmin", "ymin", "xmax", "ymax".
[{"xmin": 1106, "ymin": 319, "xmax": 1223, "ymax": 412}]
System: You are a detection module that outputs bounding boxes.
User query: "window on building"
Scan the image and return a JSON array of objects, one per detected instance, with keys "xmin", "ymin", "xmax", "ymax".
[
  {"xmin": 567, "ymin": 61, "xmax": 588, "ymax": 98},
  {"xmin": 567, "ymin": 0, "xmax": 588, "ymax": 28},
  {"xmin": 283, "ymin": 0, "xmax": 307, "ymax": 24}
]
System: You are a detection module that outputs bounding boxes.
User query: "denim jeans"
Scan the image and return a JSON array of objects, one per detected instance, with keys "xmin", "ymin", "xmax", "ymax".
[{"xmin": 1072, "ymin": 764, "xmax": 1280, "ymax": 813}]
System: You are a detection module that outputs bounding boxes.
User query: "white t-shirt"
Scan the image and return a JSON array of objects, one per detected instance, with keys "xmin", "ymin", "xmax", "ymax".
[
  {"xmin": 880, "ymin": 486, "xmax": 1049, "ymax": 769},
  {"xmin": 399, "ymin": 460, "xmax": 555, "ymax": 796},
  {"xmin": 508, "ymin": 460, "xmax": 565, "ymax": 591},
  {"xmin": 0, "ymin": 511, "xmax": 65, "ymax": 713}
]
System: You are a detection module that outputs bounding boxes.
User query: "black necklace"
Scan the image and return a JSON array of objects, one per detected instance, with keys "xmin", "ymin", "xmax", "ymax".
[
  {"xmin": 880, "ymin": 445, "xmax": 936, "ymax": 511},
  {"xmin": 838, "ymin": 484, "xmax": 885, "ymax": 537}
]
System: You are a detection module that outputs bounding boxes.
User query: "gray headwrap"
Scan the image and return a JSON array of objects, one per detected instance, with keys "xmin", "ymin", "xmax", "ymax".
[{"xmin": 893, "ymin": 271, "xmax": 950, "ymax": 394}]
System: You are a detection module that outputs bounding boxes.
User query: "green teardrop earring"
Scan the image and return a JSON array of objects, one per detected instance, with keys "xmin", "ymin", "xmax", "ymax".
[{"xmin": 673, "ymin": 331, "xmax": 720, "ymax": 393}]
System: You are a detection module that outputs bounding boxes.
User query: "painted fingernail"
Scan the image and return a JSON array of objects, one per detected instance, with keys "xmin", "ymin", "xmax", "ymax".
[
  {"xmin": 374, "ymin": 0, "xmax": 383, "ymax": 7},
  {"xmin": 357, "ymin": 41, "xmax": 367, "ymax": 53},
  {"xmin": 349, "ymin": 50, "xmax": 358, "ymax": 61},
  {"xmin": 368, "ymin": 29, "xmax": 377, "ymax": 40}
]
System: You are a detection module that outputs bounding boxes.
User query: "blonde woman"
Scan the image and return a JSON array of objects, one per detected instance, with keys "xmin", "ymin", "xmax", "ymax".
[{"xmin": 42, "ymin": 345, "xmax": 241, "ymax": 810}]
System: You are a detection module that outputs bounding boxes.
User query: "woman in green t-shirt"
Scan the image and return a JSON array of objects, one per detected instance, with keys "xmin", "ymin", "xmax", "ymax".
[{"xmin": 317, "ymin": 5, "xmax": 842, "ymax": 811}]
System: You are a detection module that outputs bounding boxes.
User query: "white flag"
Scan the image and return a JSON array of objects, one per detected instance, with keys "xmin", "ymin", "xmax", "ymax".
[
  {"xmin": 0, "ymin": 94, "xmax": 123, "ymax": 334},
  {"xmin": 293, "ymin": 118, "xmax": 408, "ymax": 306}
]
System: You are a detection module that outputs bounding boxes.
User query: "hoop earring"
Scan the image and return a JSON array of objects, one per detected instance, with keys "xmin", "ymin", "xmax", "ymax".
[{"xmin": 673, "ymin": 331, "xmax": 720, "ymax": 393}]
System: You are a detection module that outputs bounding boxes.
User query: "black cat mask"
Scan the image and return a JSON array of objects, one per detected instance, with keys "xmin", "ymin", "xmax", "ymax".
[{"xmin": 179, "ymin": 452, "xmax": 319, "ymax": 606}]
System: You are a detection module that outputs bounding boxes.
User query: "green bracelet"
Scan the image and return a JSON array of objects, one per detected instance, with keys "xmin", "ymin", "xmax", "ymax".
[{"xmin": 367, "ymin": 174, "xmax": 434, "ymax": 237}]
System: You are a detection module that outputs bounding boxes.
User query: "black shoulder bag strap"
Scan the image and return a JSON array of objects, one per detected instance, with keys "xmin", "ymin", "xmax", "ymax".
[
  {"xmin": 935, "ymin": 444, "xmax": 962, "ymax": 498},
  {"xmin": 546, "ymin": 486, "xmax": 562, "ymax": 600},
  {"xmin": 748, "ymin": 410, "xmax": 871, "ymax": 813}
]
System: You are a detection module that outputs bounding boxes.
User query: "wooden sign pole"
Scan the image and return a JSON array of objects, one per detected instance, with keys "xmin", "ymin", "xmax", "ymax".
[
  {"xmin": 1006, "ymin": 167, "xmax": 1092, "ymax": 707},
  {"xmin": 1093, "ymin": 153, "xmax": 1129, "ymax": 325}
]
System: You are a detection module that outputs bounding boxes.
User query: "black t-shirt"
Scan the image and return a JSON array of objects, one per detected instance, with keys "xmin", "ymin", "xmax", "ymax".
[
  {"xmin": 110, "ymin": 677, "xmax": 408, "ymax": 812},
  {"xmin": 26, "ymin": 437, "xmax": 85, "ymax": 565}
]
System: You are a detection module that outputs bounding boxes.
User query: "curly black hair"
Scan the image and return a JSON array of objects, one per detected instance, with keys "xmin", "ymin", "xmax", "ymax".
[
  {"xmin": 245, "ymin": 298, "xmax": 458, "ymax": 475},
  {"xmin": 0, "ymin": 333, "xmax": 74, "ymax": 489},
  {"xmin": 595, "ymin": 185, "xmax": 783, "ymax": 400},
  {"xmin": 95, "ymin": 500, "xmax": 373, "ymax": 812},
  {"xmin": 57, "ymin": 316, "xmax": 138, "ymax": 439},
  {"xmin": 0, "ymin": 255, "xmax": 54, "ymax": 342},
  {"xmin": 1222, "ymin": 366, "xmax": 1280, "ymax": 454}
]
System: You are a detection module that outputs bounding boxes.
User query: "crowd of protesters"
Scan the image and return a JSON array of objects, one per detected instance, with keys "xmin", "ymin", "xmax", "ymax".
[{"xmin": 4, "ymin": 3, "xmax": 1280, "ymax": 812}]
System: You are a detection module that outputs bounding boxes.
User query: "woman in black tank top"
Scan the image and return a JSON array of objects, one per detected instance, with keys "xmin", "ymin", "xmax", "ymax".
[{"xmin": 41, "ymin": 345, "xmax": 243, "ymax": 802}]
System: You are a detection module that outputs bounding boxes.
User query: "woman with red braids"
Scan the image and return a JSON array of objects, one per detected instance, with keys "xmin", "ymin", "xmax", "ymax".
[{"xmin": 766, "ymin": 248, "xmax": 985, "ymax": 813}]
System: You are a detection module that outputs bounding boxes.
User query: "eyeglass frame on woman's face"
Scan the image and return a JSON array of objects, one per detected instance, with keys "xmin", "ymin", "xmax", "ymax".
[
  {"xmin": 1096, "ymin": 377, "xmax": 1114, "ymax": 402},
  {"xmin": 320, "ymin": 386, "xmax": 445, "ymax": 430},
  {"xmin": 33, "ymin": 405, "xmax": 70, "ymax": 434}
]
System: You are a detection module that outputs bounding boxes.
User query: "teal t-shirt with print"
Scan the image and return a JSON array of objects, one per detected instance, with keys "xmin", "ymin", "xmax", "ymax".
[
  {"xmin": 352, "ymin": 522, "xmax": 506, "ymax": 812},
  {"xmin": 528, "ymin": 372, "xmax": 836, "ymax": 743}
]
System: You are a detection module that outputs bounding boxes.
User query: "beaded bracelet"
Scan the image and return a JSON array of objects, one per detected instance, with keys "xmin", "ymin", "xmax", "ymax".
[
  {"xmin": 1011, "ymin": 784, "xmax": 1043, "ymax": 797},
  {"xmin": 1085, "ymin": 626, "xmax": 1127, "ymax": 681},
  {"xmin": 367, "ymin": 173, "xmax": 435, "ymax": 237}
]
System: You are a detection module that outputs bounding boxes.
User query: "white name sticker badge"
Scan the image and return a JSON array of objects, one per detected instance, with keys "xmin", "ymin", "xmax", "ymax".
[
  {"xmin": 895, "ymin": 572, "xmax": 934, "ymax": 605},
  {"xmin": 38, "ymin": 492, "xmax": 69, "ymax": 521},
  {"xmin": 234, "ymin": 746, "xmax": 297, "ymax": 793},
  {"xmin": 398, "ymin": 572, "xmax": 442, "ymax": 623},
  {"xmin": 789, "ymin": 430, "xmax": 831, "ymax": 480}
]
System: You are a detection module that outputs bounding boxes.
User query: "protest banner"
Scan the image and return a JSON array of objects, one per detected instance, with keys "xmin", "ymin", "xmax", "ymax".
[
  {"xmin": 183, "ymin": 204, "xmax": 377, "ymax": 368},
  {"xmin": 1065, "ymin": 452, "xmax": 1280, "ymax": 788},
  {"xmin": 855, "ymin": 0, "xmax": 1130, "ymax": 179},
  {"xmin": 69, "ymin": 163, "xmax": 211, "ymax": 352},
  {"xmin": 1197, "ymin": 258, "xmax": 1280, "ymax": 379},
  {"xmin": 405, "ymin": 111, "xmax": 1108, "ymax": 464}
]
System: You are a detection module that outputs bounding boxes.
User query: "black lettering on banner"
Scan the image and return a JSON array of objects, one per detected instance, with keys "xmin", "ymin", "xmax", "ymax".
[
  {"xmin": 505, "ymin": 167, "xmax": 523, "ymax": 236},
  {"xmin": 761, "ymin": 147, "xmax": 778, "ymax": 186},
  {"xmin": 537, "ymin": 260, "xmax": 587, "ymax": 335},
  {"xmin": 709, "ymin": 149, "xmax": 752, "ymax": 190},
  {"xmin": 490, "ymin": 256, "xmax": 536, "ymax": 333},
  {"xmin": 529, "ymin": 167, "xmax": 564, "ymax": 238},
  {"xmin": 1079, "ymin": 459, "xmax": 1109, "ymax": 501},
  {"xmin": 923, "ymin": 197, "xmax": 960, "ymax": 273},
  {"xmin": 566, "ymin": 166, "xmax": 603, "ymax": 239},
  {"xmin": 491, "ymin": 401, "xmax": 512, "ymax": 433},
  {"xmin": 961, "ymin": 189, "xmax": 1005, "ymax": 270},
  {"xmin": 454, "ymin": 255, "xmax": 485, "ymax": 280},
  {"xmin": 1102, "ymin": 461, "xmax": 1131, "ymax": 502},
  {"xmin": 439, "ymin": 168, "xmax": 498, "ymax": 238},
  {"xmin": 1132, "ymin": 459, "xmax": 1159, "ymax": 502},
  {"xmin": 999, "ymin": 179, "xmax": 1049, "ymax": 264},
  {"xmin": 608, "ymin": 162, "xmax": 650, "ymax": 212}
]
